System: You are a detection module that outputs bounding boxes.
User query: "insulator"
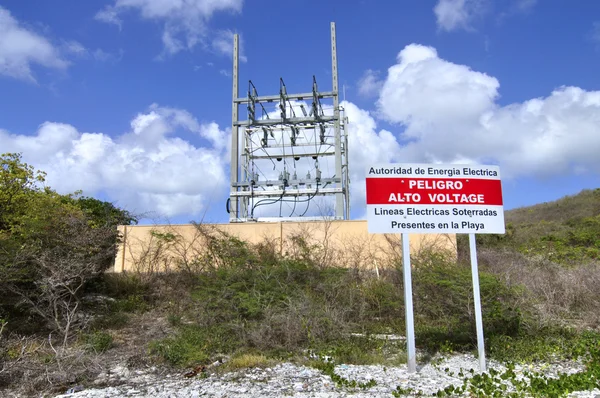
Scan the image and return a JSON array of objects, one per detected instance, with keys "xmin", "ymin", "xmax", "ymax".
[{"xmin": 319, "ymin": 124, "xmax": 326, "ymax": 143}]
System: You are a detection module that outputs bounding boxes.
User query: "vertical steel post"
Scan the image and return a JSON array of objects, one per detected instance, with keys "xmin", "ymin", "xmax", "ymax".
[
  {"xmin": 469, "ymin": 233, "xmax": 487, "ymax": 371},
  {"xmin": 343, "ymin": 115, "xmax": 350, "ymax": 219},
  {"xmin": 230, "ymin": 34, "xmax": 240, "ymax": 221},
  {"xmin": 331, "ymin": 22, "xmax": 344, "ymax": 220}
]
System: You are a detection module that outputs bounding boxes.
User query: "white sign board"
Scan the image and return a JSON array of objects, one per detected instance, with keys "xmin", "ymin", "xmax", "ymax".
[{"xmin": 366, "ymin": 163, "xmax": 505, "ymax": 234}]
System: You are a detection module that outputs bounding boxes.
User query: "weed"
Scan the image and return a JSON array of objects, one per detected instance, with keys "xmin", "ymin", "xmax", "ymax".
[
  {"xmin": 83, "ymin": 331, "xmax": 113, "ymax": 354},
  {"xmin": 226, "ymin": 353, "xmax": 273, "ymax": 370},
  {"xmin": 150, "ymin": 324, "xmax": 242, "ymax": 367},
  {"xmin": 90, "ymin": 311, "xmax": 130, "ymax": 330},
  {"xmin": 311, "ymin": 356, "xmax": 377, "ymax": 390}
]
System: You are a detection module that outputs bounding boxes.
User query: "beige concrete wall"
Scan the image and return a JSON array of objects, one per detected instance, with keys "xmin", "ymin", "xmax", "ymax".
[{"xmin": 113, "ymin": 220, "xmax": 457, "ymax": 273}]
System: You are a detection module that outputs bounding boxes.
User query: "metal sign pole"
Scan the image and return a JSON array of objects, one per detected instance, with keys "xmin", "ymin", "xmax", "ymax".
[
  {"xmin": 469, "ymin": 233, "xmax": 486, "ymax": 372},
  {"xmin": 402, "ymin": 233, "xmax": 417, "ymax": 372}
]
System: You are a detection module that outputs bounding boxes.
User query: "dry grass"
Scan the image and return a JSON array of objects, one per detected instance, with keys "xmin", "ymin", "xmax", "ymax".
[
  {"xmin": 506, "ymin": 188, "xmax": 600, "ymax": 225},
  {"xmin": 478, "ymin": 247, "xmax": 600, "ymax": 329},
  {"xmin": 225, "ymin": 353, "xmax": 274, "ymax": 370}
]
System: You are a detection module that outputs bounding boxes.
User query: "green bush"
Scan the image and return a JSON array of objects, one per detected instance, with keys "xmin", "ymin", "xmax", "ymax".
[
  {"xmin": 149, "ymin": 229, "xmax": 528, "ymax": 366},
  {"xmin": 150, "ymin": 324, "xmax": 241, "ymax": 366},
  {"xmin": 412, "ymin": 260, "xmax": 524, "ymax": 352},
  {"xmin": 83, "ymin": 331, "xmax": 113, "ymax": 354}
]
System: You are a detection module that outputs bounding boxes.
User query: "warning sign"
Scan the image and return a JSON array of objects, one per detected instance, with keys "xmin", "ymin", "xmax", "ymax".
[{"xmin": 366, "ymin": 164, "xmax": 505, "ymax": 234}]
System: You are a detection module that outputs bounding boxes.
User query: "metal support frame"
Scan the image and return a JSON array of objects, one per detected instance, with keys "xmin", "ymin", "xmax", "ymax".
[
  {"xmin": 331, "ymin": 22, "xmax": 344, "ymax": 220},
  {"xmin": 230, "ymin": 34, "xmax": 240, "ymax": 221},
  {"xmin": 229, "ymin": 23, "xmax": 349, "ymax": 222}
]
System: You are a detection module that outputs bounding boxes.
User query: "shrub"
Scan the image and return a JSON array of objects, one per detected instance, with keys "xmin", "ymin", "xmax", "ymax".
[
  {"xmin": 412, "ymin": 259, "xmax": 524, "ymax": 352},
  {"xmin": 83, "ymin": 331, "xmax": 113, "ymax": 354}
]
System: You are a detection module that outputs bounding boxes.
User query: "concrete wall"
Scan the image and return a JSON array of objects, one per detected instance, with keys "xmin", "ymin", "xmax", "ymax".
[{"xmin": 112, "ymin": 220, "xmax": 457, "ymax": 273}]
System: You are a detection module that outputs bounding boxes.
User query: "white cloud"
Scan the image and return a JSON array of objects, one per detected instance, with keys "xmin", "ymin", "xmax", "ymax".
[
  {"xmin": 378, "ymin": 44, "xmax": 499, "ymax": 127},
  {"xmin": 92, "ymin": 48, "xmax": 124, "ymax": 63},
  {"xmin": 0, "ymin": 105, "xmax": 230, "ymax": 219},
  {"xmin": 514, "ymin": 0, "xmax": 537, "ymax": 12},
  {"xmin": 211, "ymin": 29, "xmax": 247, "ymax": 62},
  {"xmin": 357, "ymin": 69, "xmax": 383, "ymax": 98},
  {"xmin": 94, "ymin": 7, "xmax": 123, "ymax": 30},
  {"xmin": 63, "ymin": 40, "xmax": 87, "ymax": 57},
  {"xmin": 61, "ymin": 40, "xmax": 122, "ymax": 63},
  {"xmin": 375, "ymin": 43, "xmax": 600, "ymax": 179},
  {"xmin": 343, "ymin": 101, "xmax": 402, "ymax": 217},
  {"xmin": 497, "ymin": 0, "xmax": 537, "ymax": 22},
  {"xmin": 433, "ymin": 0, "xmax": 488, "ymax": 32},
  {"xmin": 96, "ymin": 0, "xmax": 244, "ymax": 56},
  {"xmin": 0, "ymin": 6, "xmax": 68, "ymax": 81}
]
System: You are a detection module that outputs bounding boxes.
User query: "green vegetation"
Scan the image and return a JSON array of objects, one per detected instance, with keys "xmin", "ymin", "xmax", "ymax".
[
  {"xmin": 311, "ymin": 356, "xmax": 377, "ymax": 389},
  {"xmin": 0, "ymin": 152, "xmax": 136, "ymax": 342},
  {"xmin": 1, "ymin": 154, "xmax": 599, "ymax": 397},
  {"xmin": 427, "ymin": 340, "xmax": 600, "ymax": 397},
  {"xmin": 474, "ymin": 189, "xmax": 600, "ymax": 265},
  {"xmin": 82, "ymin": 331, "xmax": 113, "ymax": 354},
  {"xmin": 141, "ymin": 228, "xmax": 525, "ymax": 369}
]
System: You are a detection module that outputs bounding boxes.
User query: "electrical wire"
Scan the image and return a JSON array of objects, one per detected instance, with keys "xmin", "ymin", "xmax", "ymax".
[
  {"xmin": 247, "ymin": 131, "xmax": 277, "ymax": 171},
  {"xmin": 250, "ymin": 181, "xmax": 320, "ymax": 218},
  {"xmin": 289, "ymin": 196, "xmax": 298, "ymax": 217}
]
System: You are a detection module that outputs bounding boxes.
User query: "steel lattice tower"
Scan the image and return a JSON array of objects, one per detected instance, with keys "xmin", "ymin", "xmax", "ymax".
[{"xmin": 228, "ymin": 22, "xmax": 349, "ymax": 222}]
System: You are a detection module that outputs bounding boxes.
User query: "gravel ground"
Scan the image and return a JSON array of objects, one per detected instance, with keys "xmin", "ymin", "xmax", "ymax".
[{"xmin": 53, "ymin": 354, "xmax": 600, "ymax": 398}]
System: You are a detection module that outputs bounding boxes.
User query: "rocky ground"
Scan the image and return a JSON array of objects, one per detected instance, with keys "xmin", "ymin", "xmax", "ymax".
[{"xmin": 50, "ymin": 354, "xmax": 600, "ymax": 398}]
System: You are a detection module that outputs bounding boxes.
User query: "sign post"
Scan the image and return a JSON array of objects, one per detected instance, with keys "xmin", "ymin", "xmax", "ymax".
[
  {"xmin": 469, "ymin": 233, "xmax": 486, "ymax": 371},
  {"xmin": 402, "ymin": 233, "xmax": 416, "ymax": 372},
  {"xmin": 366, "ymin": 163, "xmax": 504, "ymax": 372}
]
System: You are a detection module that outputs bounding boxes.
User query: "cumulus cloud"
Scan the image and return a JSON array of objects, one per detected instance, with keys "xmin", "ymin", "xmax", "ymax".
[
  {"xmin": 434, "ymin": 0, "xmax": 488, "ymax": 32},
  {"xmin": 374, "ymin": 43, "xmax": 600, "ymax": 179},
  {"xmin": 0, "ymin": 6, "xmax": 68, "ymax": 81},
  {"xmin": 357, "ymin": 69, "xmax": 383, "ymax": 98},
  {"xmin": 0, "ymin": 105, "xmax": 230, "ymax": 219},
  {"xmin": 343, "ymin": 101, "xmax": 402, "ymax": 217},
  {"xmin": 211, "ymin": 29, "xmax": 247, "ymax": 62},
  {"xmin": 378, "ymin": 44, "xmax": 499, "ymax": 128},
  {"xmin": 96, "ymin": 0, "xmax": 244, "ymax": 56}
]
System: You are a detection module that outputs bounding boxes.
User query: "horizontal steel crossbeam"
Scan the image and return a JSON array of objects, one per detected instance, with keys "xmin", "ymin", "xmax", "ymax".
[
  {"xmin": 234, "ymin": 91, "xmax": 336, "ymax": 104},
  {"xmin": 230, "ymin": 187, "xmax": 344, "ymax": 197},
  {"xmin": 234, "ymin": 115, "xmax": 336, "ymax": 127}
]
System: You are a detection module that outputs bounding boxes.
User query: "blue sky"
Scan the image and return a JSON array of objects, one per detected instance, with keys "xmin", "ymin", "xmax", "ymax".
[{"xmin": 1, "ymin": 0, "xmax": 600, "ymax": 224}]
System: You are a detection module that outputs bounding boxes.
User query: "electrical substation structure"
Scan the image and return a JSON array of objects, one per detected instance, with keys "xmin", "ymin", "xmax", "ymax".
[{"xmin": 228, "ymin": 22, "xmax": 350, "ymax": 222}]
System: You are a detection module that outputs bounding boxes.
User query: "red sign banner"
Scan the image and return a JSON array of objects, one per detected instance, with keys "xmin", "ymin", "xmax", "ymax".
[{"xmin": 366, "ymin": 178, "xmax": 503, "ymax": 206}]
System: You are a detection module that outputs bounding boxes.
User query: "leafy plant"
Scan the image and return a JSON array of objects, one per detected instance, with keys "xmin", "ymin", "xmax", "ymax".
[
  {"xmin": 83, "ymin": 331, "xmax": 113, "ymax": 354},
  {"xmin": 311, "ymin": 355, "xmax": 377, "ymax": 390}
]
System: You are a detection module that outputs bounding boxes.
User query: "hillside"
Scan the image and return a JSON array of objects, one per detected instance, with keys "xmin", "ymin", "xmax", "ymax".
[
  {"xmin": 2, "ymin": 185, "xmax": 600, "ymax": 397},
  {"xmin": 477, "ymin": 188, "xmax": 600, "ymax": 264},
  {"xmin": 506, "ymin": 188, "xmax": 600, "ymax": 225}
]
